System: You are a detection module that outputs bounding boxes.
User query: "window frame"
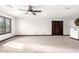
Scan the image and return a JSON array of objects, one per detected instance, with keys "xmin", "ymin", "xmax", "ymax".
[{"xmin": 0, "ymin": 16, "xmax": 11, "ymax": 35}]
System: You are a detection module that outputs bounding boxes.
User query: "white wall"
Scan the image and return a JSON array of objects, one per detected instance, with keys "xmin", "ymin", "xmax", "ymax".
[
  {"xmin": 16, "ymin": 17, "xmax": 52, "ymax": 35},
  {"xmin": 63, "ymin": 18, "xmax": 75, "ymax": 35},
  {"xmin": 15, "ymin": 16, "xmax": 75, "ymax": 35},
  {"xmin": 0, "ymin": 11, "xmax": 16, "ymax": 41}
]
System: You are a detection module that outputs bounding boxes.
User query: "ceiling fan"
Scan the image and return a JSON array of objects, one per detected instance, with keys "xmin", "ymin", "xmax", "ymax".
[{"xmin": 19, "ymin": 5, "xmax": 42, "ymax": 15}]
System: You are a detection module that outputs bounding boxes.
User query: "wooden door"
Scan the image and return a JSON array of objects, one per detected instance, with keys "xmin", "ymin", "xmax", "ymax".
[{"xmin": 52, "ymin": 21, "xmax": 63, "ymax": 35}]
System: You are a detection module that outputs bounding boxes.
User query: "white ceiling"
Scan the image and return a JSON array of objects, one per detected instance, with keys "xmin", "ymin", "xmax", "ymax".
[{"xmin": 0, "ymin": 5, "xmax": 79, "ymax": 18}]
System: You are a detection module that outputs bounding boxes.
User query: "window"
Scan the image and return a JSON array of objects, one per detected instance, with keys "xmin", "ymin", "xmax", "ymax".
[
  {"xmin": 5, "ymin": 18, "xmax": 11, "ymax": 33},
  {"xmin": 0, "ymin": 16, "xmax": 11, "ymax": 34},
  {"xmin": 0, "ymin": 17, "xmax": 5, "ymax": 34}
]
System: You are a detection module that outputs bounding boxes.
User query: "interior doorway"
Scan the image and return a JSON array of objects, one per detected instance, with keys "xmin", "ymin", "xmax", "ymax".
[{"xmin": 52, "ymin": 21, "xmax": 63, "ymax": 35}]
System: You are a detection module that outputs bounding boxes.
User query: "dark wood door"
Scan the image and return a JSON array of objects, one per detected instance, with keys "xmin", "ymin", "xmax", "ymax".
[{"xmin": 52, "ymin": 21, "xmax": 63, "ymax": 35}]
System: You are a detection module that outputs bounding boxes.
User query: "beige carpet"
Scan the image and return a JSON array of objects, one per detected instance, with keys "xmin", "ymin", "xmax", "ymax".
[{"xmin": 0, "ymin": 36, "xmax": 79, "ymax": 53}]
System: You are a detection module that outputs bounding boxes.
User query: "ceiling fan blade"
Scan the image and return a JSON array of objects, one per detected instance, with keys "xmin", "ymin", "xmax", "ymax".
[
  {"xmin": 28, "ymin": 5, "xmax": 33, "ymax": 11},
  {"xmin": 32, "ymin": 12, "xmax": 36, "ymax": 15},
  {"xmin": 6, "ymin": 5, "xmax": 13, "ymax": 8},
  {"xmin": 18, "ymin": 9, "xmax": 27, "ymax": 11},
  {"xmin": 28, "ymin": 5, "xmax": 32, "ymax": 8},
  {"xmin": 33, "ymin": 10, "xmax": 42, "ymax": 12}
]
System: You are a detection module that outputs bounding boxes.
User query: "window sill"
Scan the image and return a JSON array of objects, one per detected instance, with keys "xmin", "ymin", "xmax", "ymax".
[{"xmin": 0, "ymin": 32, "xmax": 11, "ymax": 35}]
